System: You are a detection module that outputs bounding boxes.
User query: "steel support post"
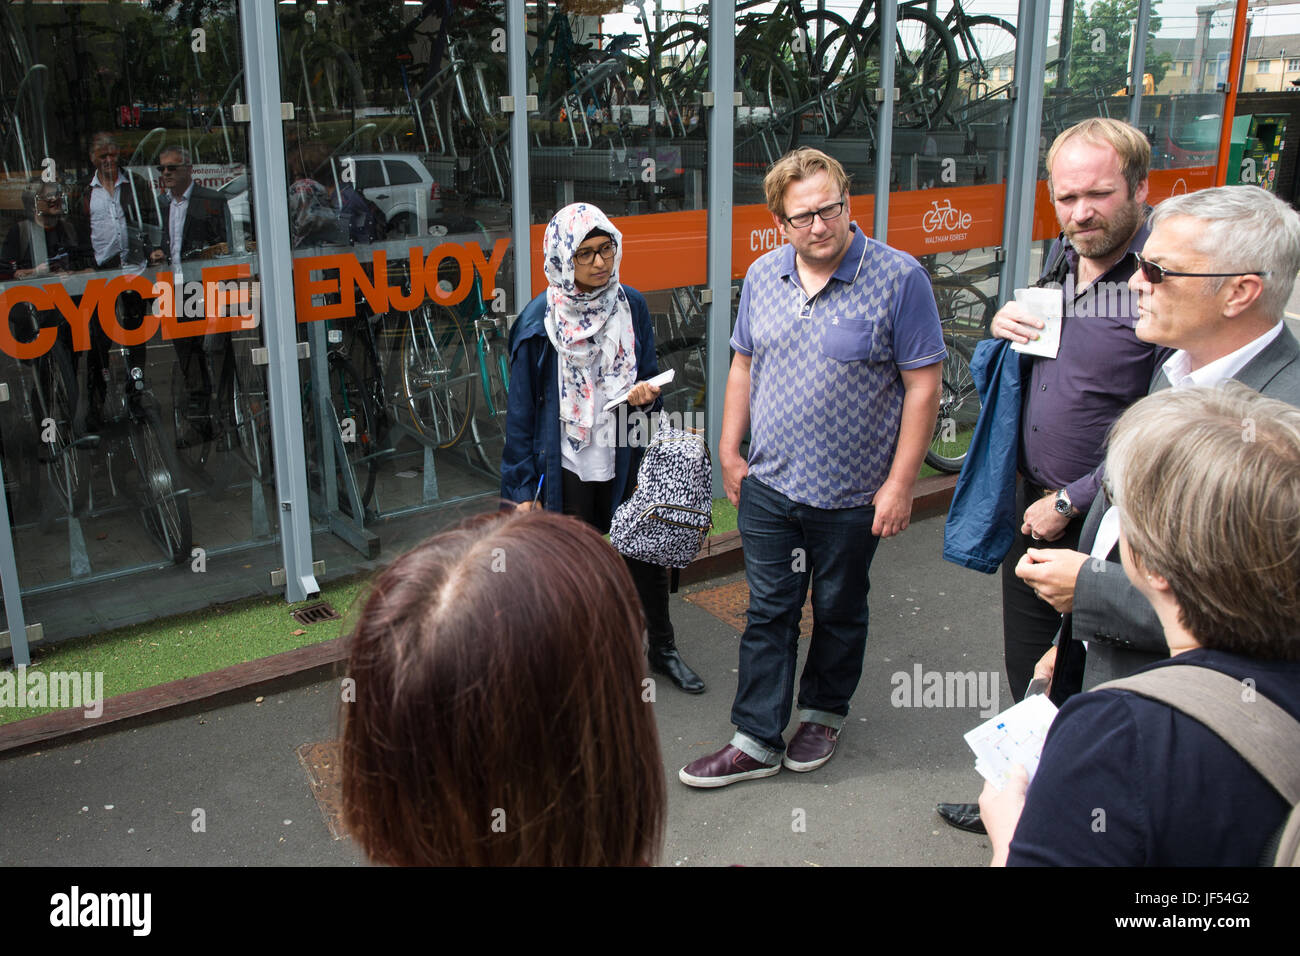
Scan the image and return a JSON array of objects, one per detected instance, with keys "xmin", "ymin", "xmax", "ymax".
[
  {"xmin": 1128, "ymin": 0, "xmax": 1152, "ymax": 127},
  {"xmin": 239, "ymin": 0, "xmax": 318, "ymax": 601},
  {"xmin": 706, "ymin": 0, "xmax": 736, "ymax": 497},
  {"xmin": 873, "ymin": 0, "xmax": 898, "ymax": 240},
  {"xmin": 1000, "ymin": 0, "xmax": 1051, "ymax": 295},
  {"xmin": 508, "ymin": 2, "xmax": 533, "ymax": 313}
]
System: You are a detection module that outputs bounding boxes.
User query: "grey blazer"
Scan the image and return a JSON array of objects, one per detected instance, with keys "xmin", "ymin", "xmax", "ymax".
[{"xmin": 1063, "ymin": 325, "xmax": 1300, "ymax": 690}]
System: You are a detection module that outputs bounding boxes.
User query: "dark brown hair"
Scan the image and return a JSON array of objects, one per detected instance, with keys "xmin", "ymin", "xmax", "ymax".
[{"xmin": 341, "ymin": 509, "xmax": 666, "ymax": 865}]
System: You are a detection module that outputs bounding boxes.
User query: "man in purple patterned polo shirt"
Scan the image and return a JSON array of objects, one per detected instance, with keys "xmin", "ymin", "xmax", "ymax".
[{"xmin": 679, "ymin": 148, "xmax": 944, "ymax": 788}]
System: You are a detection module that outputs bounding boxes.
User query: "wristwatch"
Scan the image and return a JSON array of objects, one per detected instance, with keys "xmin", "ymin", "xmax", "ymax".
[{"xmin": 1054, "ymin": 488, "xmax": 1075, "ymax": 518}]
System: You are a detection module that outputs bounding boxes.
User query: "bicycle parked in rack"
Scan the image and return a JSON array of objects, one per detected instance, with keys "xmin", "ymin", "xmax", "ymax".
[
  {"xmin": 925, "ymin": 255, "xmax": 996, "ymax": 472},
  {"xmin": 83, "ymin": 336, "xmax": 193, "ymax": 565}
]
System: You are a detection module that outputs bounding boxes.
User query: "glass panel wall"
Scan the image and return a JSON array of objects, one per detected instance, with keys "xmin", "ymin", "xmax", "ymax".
[
  {"xmin": 1032, "ymin": 1, "xmax": 1233, "ymax": 269},
  {"xmin": 0, "ymin": 0, "xmax": 276, "ymax": 637},
  {"xmin": 276, "ymin": 0, "xmax": 514, "ymax": 576},
  {"xmin": 527, "ymin": 0, "xmax": 710, "ymax": 428},
  {"xmin": 885, "ymin": 0, "xmax": 1018, "ymax": 474}
]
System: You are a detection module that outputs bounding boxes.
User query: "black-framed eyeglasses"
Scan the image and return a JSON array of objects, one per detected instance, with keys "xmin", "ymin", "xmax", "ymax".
[
  {"xmin": 157, "ymin": 164, "xmax": 189, "ymax": 173},
  {"xmin": 1132, "ymin": 252, "xmax": 1270, "ymax": 285},
  {"xmin": 785, "ymin": 200, "xmax": 846, "ymax": 229},
  {"xmin": 37, "ymin": 192, "xmax": 64, "ymax": 203},
  {"xmin": 574, "ymin": 241, "xmax": 617, "ymax": 265}
]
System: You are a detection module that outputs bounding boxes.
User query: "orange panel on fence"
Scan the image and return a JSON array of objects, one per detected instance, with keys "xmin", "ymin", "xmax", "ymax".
[
  {"xmin": 886, "ymin": 184, "xmax": 1005, "ymax": 258},
  {"xmin": 530, "ymin": 209, "xmax": 708, "ymax": 297},
  {"xmin": 1030, "ymin": 166, "xmax": 1217, "ymax": 241}
]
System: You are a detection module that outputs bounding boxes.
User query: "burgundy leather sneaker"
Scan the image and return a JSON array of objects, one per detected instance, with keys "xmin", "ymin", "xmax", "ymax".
[
  {"xmin": 678, "ymin": 744, "xmax": 780, "ymax": 788},
  {"xmin": 782, "ymin": 722, "xmax": 839, "ymax": 772}
]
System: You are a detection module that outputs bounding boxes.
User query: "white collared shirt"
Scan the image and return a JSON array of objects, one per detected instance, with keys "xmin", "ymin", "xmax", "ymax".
[
  {"xmin": 1160, "ymin": 321, "xmax": 1285, "ymax": 389},
  {"xmin": 88, "ymin": 173, "xmax": 130, "ymax": 265},
  {"xmin": 168, "ymin": 182, "xmax": 194, "ymax": 268}
]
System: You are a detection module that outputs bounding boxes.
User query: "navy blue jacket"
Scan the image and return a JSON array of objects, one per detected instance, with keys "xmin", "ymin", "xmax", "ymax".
[
  {"xmin": 942, "ymin": 336, "xmax": 1026, "ymax": 572},
  {"xmin": 499, "ymin": 286, "xmax": 660, "ymax": 519}
]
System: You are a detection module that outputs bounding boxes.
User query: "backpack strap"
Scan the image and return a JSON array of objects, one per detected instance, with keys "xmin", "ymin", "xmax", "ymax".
[{"xmin": 1096, "ymin": 666, "xmax": 1300, "ymax": 804}]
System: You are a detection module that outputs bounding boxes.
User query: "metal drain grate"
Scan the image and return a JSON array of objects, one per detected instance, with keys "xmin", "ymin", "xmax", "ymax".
[{"xmin": 291, "ymin": 601, "xmax": 341, "ymax": 626}]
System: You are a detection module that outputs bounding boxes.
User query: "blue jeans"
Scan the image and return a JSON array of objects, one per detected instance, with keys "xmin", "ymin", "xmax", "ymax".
[{"xmin": 730, "ymin": 476, "xmax": 880, "ymax": 764}]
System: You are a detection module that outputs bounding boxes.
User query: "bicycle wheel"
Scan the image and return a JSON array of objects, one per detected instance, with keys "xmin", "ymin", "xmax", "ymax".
[
  {"xmin": 132, "ymin": 402, "xmax": 193, "ymax": 564},
  {"xmin": 813, "ymin": 26, "xmax": 872, "ymax": 138},
  {"xmin": 231, "ymin": 340, "xmax": 273, "ymax": 482},
  {"xmin": 737, "ymin": 50, "xmax": 799, "ymax": 153},
  {"xmin": 932, "ymin": 277, "xmax": 995, "ymax": 335},
  {"xmin": 927, "ymin": 334, "xmax": 980, "ymax": 473},
  {"xmin": 330, "ymin": 356, "xmax": 378, "ymax": 515},
  {"xmin": 864, "ymin": 8, "xmax": 959, "ymax": 129},
  {"xmin": 476, "ymin": 323, "xmax": 510, "ymax": 424},
  {"xmin": 170, "ymin": 359, "xmax": 217, "ymax": 479},
  {"xmin": 401, "ymin": 303, "xmax": 475, "ymax": 449},
  {"xmin": 952, "ymin": 15, "xmax": 1017, "ymax": 91},
  {"xmin": 33, "ymin": 342, "xmax": 83, "ymax": 515}
]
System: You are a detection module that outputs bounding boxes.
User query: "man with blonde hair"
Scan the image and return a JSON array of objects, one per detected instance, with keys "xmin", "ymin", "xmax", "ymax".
[
  {"xmin": 1021, "ymin": 184, "xmax": 1300, "ymax": 694},
  {"xmin": 680, "ymin": 147, "xmax": 944, "ymax": 787},
  {"xmin": 940, "ymin": 117, "xmax": 1168, "ymax": 834}
]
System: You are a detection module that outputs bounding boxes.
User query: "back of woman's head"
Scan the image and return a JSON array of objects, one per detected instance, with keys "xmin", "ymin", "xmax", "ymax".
[{"xmin": 341, "ymin": 509, "xmax": 665, "ymax": 865}]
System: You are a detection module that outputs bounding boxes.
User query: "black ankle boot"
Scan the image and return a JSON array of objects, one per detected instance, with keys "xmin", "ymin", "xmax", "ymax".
[{"xmin": 648, "ymin": 642, "xmax": 706, "ymax": 694}]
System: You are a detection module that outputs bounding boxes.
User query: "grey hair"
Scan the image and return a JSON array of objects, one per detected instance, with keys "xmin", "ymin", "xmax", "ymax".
[
  {"xmin": 159, "ymin": 145, "xmax": 192, "ymax": 164},
  {"xmin": 1150, "ymin": 185, "xmax": 1300, "ymax": 320},
  {"xmin": 1105, "ymin": 382, "xmax": 1300, "ymax": 658}
]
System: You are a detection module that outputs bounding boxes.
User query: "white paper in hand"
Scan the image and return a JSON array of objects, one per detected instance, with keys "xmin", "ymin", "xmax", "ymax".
[
  {"xmin": 603, "ymin": 368, "xmax": 675, "ymax": 412},
  {"xmin": 964, "ymin": 693, "xmax": 1058, "ymax": 790},
  {"xmin": 1009, "ymin": 287, "xmax": 1063, "ymax": 359}
]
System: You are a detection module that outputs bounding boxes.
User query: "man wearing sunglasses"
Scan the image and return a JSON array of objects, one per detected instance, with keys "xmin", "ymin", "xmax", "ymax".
[
  {"xmin": 148, "ymin": 146, "xmax": 231, "ymax": 275},
  {"xmin": 146, "ymin": 146, "xmax": 234, "ymax": 448},
  {"xmin": 680, "ymin": 147, "xmax": 944, "ymax": 787},
  {"xmin": 1021, "ymin": 185, "xmax": 1300, "ymax": 700},
  {"xmin": 939, "ymin": 119, "xmax": 1169, "ymax": 835}
]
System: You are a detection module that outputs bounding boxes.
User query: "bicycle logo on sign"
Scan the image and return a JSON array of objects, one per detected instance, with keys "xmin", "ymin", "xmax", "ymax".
[{"xmin": 922, "ymin": 199, "xmax": 972, "ymax": 235}]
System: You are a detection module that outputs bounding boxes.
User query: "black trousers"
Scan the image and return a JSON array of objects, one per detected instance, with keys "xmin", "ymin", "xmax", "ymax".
[
  {"xmin": 1001, "ymin": 478, "xmax": 1084, "ymax": 703},
  {"xmin": 561, "ymin": 467, "xmax": 674, "ymax": 647}
]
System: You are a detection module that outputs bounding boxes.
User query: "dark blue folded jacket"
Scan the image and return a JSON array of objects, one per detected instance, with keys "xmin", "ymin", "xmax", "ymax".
[{"xmin": 942, "ymin": 336, "xmax": 1026, "ymax": 573}]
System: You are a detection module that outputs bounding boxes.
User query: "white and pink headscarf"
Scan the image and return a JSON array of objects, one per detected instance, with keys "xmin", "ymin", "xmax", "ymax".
[{"xmin": 542, "ymin": 203, "xmax": 637, "ymax": 453}]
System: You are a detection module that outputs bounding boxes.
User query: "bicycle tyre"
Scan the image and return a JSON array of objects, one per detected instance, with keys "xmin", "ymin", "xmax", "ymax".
[
  {"xmin": 329, "ymin": 355, "xmax": 379, "ymax": 515},
  {"xmin": 926, "ymin": 334, "xmax": 980, "ymax": 473},
  {"xmin": 232, "ymin": 339, "xmax": 274, "ymax": 482},
  {"xmin": 33, "ymin": 342, "xmax": 83, "ymax": 515},
  {"xmin": 863, "ymin": 8, "xmax": 960, "ymax": 129},
  {"xmin": 737, "ymin": 50, "xmax": 799, "ymax": 152},
  {"xmin": 951, "ymin": 15, "xmax": 1017, "ymax": 88},
  {"xmin": 170, "ymin": 358, "xmax": 219, "ymax": 481},
  {"xmin": 133, "ymin": 402, "xmax": 193, "ymax": 564},
  {"xmin": 784, "ymin": 11, "xmax": 866, "ymax": 139},
  {"xmin": 400, "ymin": 303, "xmax": 475, "ymax": 449}
]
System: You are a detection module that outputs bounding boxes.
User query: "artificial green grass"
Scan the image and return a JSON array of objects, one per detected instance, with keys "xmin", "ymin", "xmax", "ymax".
[
  {"xmin": 709, "ymin": 495, "xmax": 737, "ymax": 535},
  {"xmin": 0, "ymin": 575, "xmax": 373, "ymax": 727}
]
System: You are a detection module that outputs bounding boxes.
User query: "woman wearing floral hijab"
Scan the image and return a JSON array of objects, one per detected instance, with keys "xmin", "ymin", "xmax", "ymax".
[{"xmin": 501, "ymin": 203, "xmax": 705, "ymax": 694}]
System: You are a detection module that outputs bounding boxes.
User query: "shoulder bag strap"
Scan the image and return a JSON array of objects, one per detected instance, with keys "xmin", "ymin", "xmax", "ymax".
[{"xmin": 1097, "ymin": 667, "xmax": 1300, "ymax": 804}]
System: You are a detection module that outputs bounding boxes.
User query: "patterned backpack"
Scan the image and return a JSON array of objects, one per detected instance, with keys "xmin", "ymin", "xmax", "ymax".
[{"xmin": 610, "ymin": 413, "xmax": 713, "ymax": 569}]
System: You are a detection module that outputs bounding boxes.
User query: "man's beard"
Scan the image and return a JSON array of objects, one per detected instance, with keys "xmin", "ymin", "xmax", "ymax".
[{"xmin": 1065, "ymin": 199, "xmax": 1143, "ymax": 259}]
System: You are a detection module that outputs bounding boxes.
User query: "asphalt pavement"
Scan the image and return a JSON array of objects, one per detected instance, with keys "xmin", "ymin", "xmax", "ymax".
[{"xmin": 0, "ymin": 511, "xmax": 1005, "ymax": 867}]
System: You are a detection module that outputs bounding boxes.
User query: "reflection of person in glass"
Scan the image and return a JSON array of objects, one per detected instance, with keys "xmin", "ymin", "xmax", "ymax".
[
  {"xmin": 147, "ymin": 147, "xmax": 230, "ymax": 273},
  {"xmin": 77, "ymin": 132, "xmax": 155, "ymax": 422},
  {"xmin": 287, "ymin": 140, "xmax": 346, "ymax": 248},
  {"xmin": 147, "ymin": 146, "xmax": 233, "ymax": 439},
  {"xmin": 0, "ymin": 179, "xmax": 86, "ymax": 281},
  {"xmin": 501, "ymin": 203, "xmax": 705, "ymax": 695},
  {"xmin": 79, "ymin": 133, "xmax": 153, "ymax": 270}
]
